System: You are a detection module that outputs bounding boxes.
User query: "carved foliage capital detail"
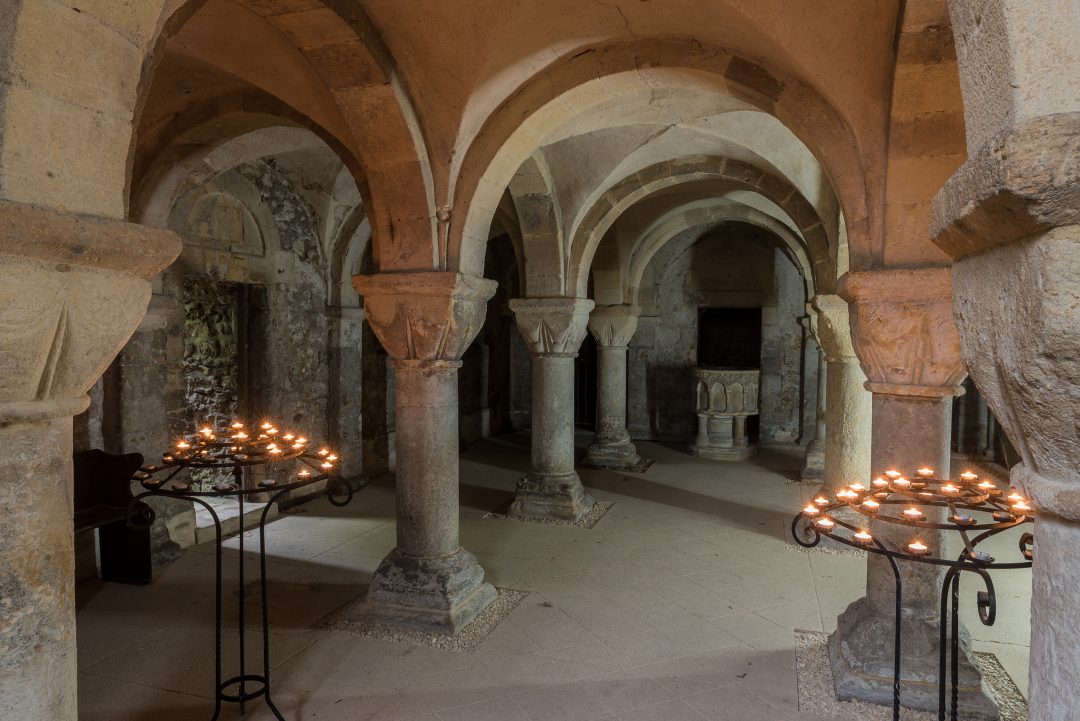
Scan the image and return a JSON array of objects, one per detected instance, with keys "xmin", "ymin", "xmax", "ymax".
[
  {"xmin": 810, "ymin": 294, "xmax": 856, "ymax": 362},
  {"xmin": 510, "ymin": 297, "xmax": 594, "ymax": 356},
  {"xmin": 353, "ymin": 272, "xmax": 497, "ymax": 364},
  {"xmin": 587, "ymin": 304, "xmax": 641, "ymax": 347}
]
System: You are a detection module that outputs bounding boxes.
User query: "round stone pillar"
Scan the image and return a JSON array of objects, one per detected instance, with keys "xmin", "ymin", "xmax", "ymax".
[
  {"xmin": 801, "ymin": 317, "xmax": 827, "ymax": 482},
  {"xmin": 509, "ymin": 297, "xmax": 595, "ymax": 520},
  {"xmin": 826, "ymin": 270, "xmax": 996, "ymax": 719},
  {"xmin": 353, "ymin": 272, "xmax": 498, "ymax": 633},
  {"xmin": 811, "ymin": 295, "xmax": 872, "ymax": 491},
  {"xmin": 0, "ymin": 201, "xmax": 180, "ymax": 721},
  {"xmin": 583, "ymin": 304, "xmax": 641, "ymax": 470}
]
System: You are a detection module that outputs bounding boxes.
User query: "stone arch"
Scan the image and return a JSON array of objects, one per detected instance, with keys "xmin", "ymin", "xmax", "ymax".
[
  {"xmin": 133, "ymin": 0, "xmax": 436, "ymax": 270},
  {"xmin": 574, "ymin": 156, "xmax": 832, "ymax": 298},
  {"xmin": 0, "ymin": 0, "xmax": 436, "ymax": 268},
  {"xmin": 450, "ymin": 38, "xmax": 870, "ymax": 279},
  {"xmin": 507, "ymin": 152, "xmax": 566, "ymax": 296},
  {"xmin": 623, "ymin": 200, "xmax": 816, "ymax": 306}
]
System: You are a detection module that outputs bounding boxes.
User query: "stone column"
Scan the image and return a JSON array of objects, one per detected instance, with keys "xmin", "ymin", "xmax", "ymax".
[
  {"xmin": 0, "ymin": 201, "xmax": 180, "ymax": 721},
  {"xmin": 827, "ymin": 269, "xmax": 996, "ymax": 719},
  {"xmin": 801, "ymin": 311, "xmax": 827, "ymax": 482},
  {"xmin": 811, "ymin": 295, "xmax": 872, "ymax": 491},
  {"xmin": 352, "ymin": 272, "xmax": 498, "ymax": 633},
  {"xmin": 509, "ymin": 297, "xmax": 595, "ymax": 520},
  {"xmin": 931, "ymin": 6, "xmax": 1080, "ymax": 714},
  {"xmin": 583, "ymin": 304, "xmax": 641, "ymax": 470}
]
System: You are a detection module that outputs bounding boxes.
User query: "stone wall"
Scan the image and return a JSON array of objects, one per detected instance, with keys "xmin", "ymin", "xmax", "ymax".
[{"xmin": 628, "ymin": 225, "xmax": 811, "ymax": 445}]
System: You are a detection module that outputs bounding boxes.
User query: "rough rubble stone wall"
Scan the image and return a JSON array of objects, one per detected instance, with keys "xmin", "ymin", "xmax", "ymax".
[
  {"xmin": 628, "ymin": 228, "xmax": 807, "ymax": 445},
  {"xmin": 182, "ymin": 277, "xmax": 240, "ymax": 432}
]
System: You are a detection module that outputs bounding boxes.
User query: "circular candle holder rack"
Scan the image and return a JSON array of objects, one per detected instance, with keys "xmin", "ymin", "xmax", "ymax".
[
  {"xmin": 129, "ymin": 420, "xmax": 358, "ymax": 721},
  {"xmin": 791, "ymin": 468, "xmax": 1033, "ymax": 721}
]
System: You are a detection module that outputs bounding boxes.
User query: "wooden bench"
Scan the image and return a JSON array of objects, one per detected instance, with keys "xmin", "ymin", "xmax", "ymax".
[{"xmin": 73, "ymin": 449, "xmax": 153, "ymax": 584}]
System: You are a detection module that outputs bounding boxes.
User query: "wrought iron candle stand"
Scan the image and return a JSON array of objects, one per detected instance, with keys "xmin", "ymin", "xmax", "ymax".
[
  {"xmin": 791, "ymin": 468, "xmax": 1033, "ymax": 721},
  {"xmin": 126, "ymin": 420, "xmax": 356, "ymax": 721}
]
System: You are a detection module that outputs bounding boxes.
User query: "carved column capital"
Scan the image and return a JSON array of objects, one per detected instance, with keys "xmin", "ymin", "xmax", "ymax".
[
  {"xmin": 509, "ymin": 297, "xmax": 594, "ymax": 357},
  {"xmin": 0, "ymin": 201, "xmax": 181, "ymax": 427},
  {"xmin": 839, "ymin": 268, "xmax": 966, "ymax": 398},
  {"xmin": 353, "ymin": 271, "xmax": 496, "ymax": 367},
  {"xmin": 587, "ymin": 304, "xmax": 641, "ymax": 348},
  {"xmin": 810, "ymin": 294, "xmax": 857, "ymax": 362}
]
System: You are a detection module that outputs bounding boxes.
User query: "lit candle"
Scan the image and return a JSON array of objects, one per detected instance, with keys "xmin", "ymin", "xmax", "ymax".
[
  {"xmin": 861, "ymin": 499, "xmax": 880, "ymax": 513},
  {"xmin": 318, "ymin": 448, "xmax": 330, "ymax": 457},
  {"xmin": 941, "ymin": 484, "xmax": 960, "ymax": 495},
  {"xmin": 231, "ymin": 421, "xmax": 244, "ymax": 429},
  {"xmin": 802, "ymin": 504, "xmax": 820, "ymax": 516},
  {"xmin": 260, "ymin": 422, "xmax": 272, "ymax": 430},
  {"xmin": 836, "ymin": 489, "xmax": 858, "ymax": 501},
  {"xmin": 283, "ymin": 433, "xmax": 295, "ymax": 441},
  {"xmin": 816, "ymin": 517, "xmax": 835, "ymax": 529},
  {"xmin": 292, "ymin": 442, "xmax": 304, "ymax": 449},
  {"xmin": 813, "ymin": 496, "xmax": 830, "ymax": 506},
  {"xmin": 326, "ymin": 454, "xmax": 339, "ymax": 462},
  {"xmin": 850, "ymin": 483, "xmax": 866, "ymax": 493},
  {"xmin": 200, "ymin": 427, "xmax": 213, "ymax": 437},
  {"xmin": 893, "ymin": 477, "xmax": 911, "ymax": 489},
  {"xmin": 320, "ymin": 461, "xmax": 334, "ymax": 470},
  {"xmin": 903, "ymin": 507, "xmax": 925, "ymax": 521},
  {"xmin": 296, "ymin": 437, "xmax": 308, "ymax": 445},
  {"xmin": 978, "ymin": 480, "xmax": 997, "ymax": 492},
  {"xmin": 1007, "ymin": 492, "xmax": 1024, "ymax": 503},
  {"xmin": 298, "ymin": 470, "xmax": 311, "ymax": 479},
  {"xmin": 268, "ymin": 427, "xmax": 279, "ymax": 435},
  {"xmin": 234, "ymin": 431, "xmax": 248, "ymax": 440},
  {"xmin": 885, "ymin": 470, "xmax": 902, "ymax": 480},
  {"xmin": 960, "ymin": 471, "xmax": 978, "ymax": 483},
  {"xmin": 269, "ymin": 448, "xmax": 283, "ymax": 455},
  {"xmin": 853, "ymin": 530, "xmax": 873, "ymax": 545},
  {"xmin": 1012, "ymin": 500, "xmax": 1032, "ymax": 512},
  {"xmin": 176, "ymin": 440, "xmax": 190, "ymax": 449},
  {"xmin": 917, "ymin": 467, "xmax": 935, "ymax": 478},
  {"xmin": 908, "ymin": 540, "xmax": 930, "ymax": 556},
  {"xmin": 872, "ymin": 477, "xmax": 889, "ymax": 489}
]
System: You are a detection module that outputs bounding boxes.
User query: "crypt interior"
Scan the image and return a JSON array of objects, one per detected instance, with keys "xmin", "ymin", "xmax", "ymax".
[{"xmin": 0, "ymin": 1, "xmax": 1077, "ymax": 720}]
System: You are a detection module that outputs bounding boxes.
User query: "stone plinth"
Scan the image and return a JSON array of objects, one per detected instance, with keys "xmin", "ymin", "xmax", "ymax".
[
  {"xmin": 689, "ymin": 368, "xmax": 760, "ymax": 461},
  {"xmin": 352, "ymin": 272, "xmax": 497, "ymax": 633},
  {"xmin": 509, "ymin": 297, "xmax": 595, "ymax": 520}
]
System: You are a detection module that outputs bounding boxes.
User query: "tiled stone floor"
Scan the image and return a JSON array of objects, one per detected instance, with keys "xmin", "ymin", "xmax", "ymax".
[{"xmin": 76, "ymin": 434, "xmax": 1031, "ymax": 721}]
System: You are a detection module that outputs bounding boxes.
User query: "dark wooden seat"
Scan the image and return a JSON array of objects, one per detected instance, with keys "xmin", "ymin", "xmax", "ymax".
[{"xmin": 73, "ymin": 449, "xmax": 153, "ymax": 584}]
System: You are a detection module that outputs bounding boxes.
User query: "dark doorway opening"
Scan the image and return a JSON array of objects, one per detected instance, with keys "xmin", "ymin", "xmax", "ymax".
[
  {"xmin": 575, "ymin": 334, "xmax": 598, "ymax": 430},
  {"xmin": 697, "ymin": 307, "xmax": 762, "ymax": 369}
]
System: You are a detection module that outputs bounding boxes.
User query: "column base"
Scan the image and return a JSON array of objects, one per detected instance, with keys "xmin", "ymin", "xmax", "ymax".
[
  {"xmin": 828, "ymin": 596, "xmax": 999, "ymax": 720},
  {"xmin": 581, "ymin": 437, "xmax": 641, "ymax": 470},
  {"xmin": 361, "ymin": 548, "xmax": 497, "ymax": 634},
  {"xmin": 689, "ymin": 442, "xmax": 758, "ymax": 461},
  {"xmin": 801, "ymin": 440, "xmax": 825, "ymax": 482},
  {"xmin": 510, "ymin": 471, "xmax": 595, "ymax": 520}
]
